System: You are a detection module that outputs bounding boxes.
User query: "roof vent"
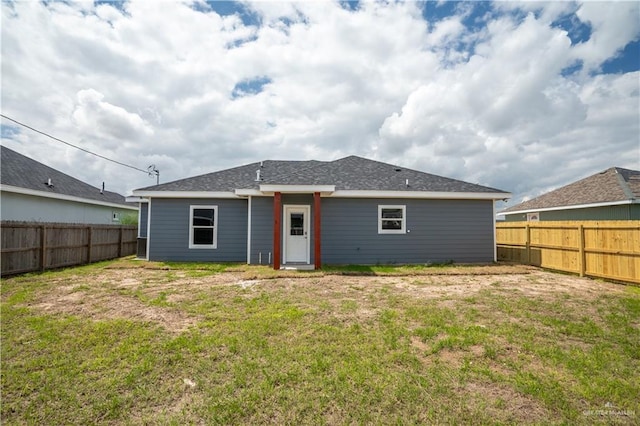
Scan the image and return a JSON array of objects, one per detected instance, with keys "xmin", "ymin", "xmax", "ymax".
[
  {"xmin": 255, "ymin": 169, "xmax": 262, "ymax": 182},
  {"xmin": 405, "ymin": 179, "xmax": 409, "ymax": 187},
  {"xmin": 45, "ymin": 178, "xmax": 53, "ymax": 187},
  {"xmin": 394, "ymin": 168, "xmax": 402, "ymax": 172}
]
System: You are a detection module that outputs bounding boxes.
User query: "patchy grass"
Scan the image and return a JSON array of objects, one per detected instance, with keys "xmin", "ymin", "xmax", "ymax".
[{"xmin": 2, "ymin": 261, "xmax": 638, "ymax": 424}]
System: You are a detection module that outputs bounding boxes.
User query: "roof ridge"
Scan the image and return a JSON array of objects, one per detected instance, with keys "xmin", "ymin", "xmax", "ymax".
[
  {"xmin": 613, "ymin": 167, "xmax": 638, "ymax": 200},
  {"xmin": 132, "ymin": 154, "xmax": 508, "ymax": 194}
]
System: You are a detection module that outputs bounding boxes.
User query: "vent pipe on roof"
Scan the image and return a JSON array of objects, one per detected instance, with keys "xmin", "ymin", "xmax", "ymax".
[
  {"xmin": 255, "ymin": 169, "xmax": 262, "ymax": 182},
  {"xmin": 101, "ymin": 182, "xmax": 105, "ymax": 194},
  {"xmin": 405, "ymin": 179, "xmax": 409, "ymax": 187},
  {"xmin": 45, "ymin": 178, "xmax": 53, "ymax": 187}
]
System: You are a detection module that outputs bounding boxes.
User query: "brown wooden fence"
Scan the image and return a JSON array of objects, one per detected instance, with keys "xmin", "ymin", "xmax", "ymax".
[
  {"xmin": 1, "ymin": 222, "xmax": 138, "ymax": 276},
  {"xmin": 496, "ymin": 221, "xmax": 640, "ymax": 284}
]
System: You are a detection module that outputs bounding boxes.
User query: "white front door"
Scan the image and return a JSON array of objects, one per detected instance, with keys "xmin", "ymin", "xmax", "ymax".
[{"xmin": 284, "ymin": 205, "xmax": 310, "ymax": 264}]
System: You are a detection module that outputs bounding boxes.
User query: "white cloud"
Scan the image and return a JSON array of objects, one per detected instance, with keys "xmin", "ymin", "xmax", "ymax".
[
  {"xmin": 1, "ymin": 0, "xmax": 638, "ymax": 204},
  {"xmin": 572, "ymin": 1, "xmax": 640, "ymax": 71}
]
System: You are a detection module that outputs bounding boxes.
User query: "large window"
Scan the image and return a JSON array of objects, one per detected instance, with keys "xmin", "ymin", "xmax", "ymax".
[
  {"xmin": 378, "ymin": 205, "xmax": 406, "ymax": 234},
  {"xmin": 189, "ymin": 205, "xmax": 218, "ymax": 249}
]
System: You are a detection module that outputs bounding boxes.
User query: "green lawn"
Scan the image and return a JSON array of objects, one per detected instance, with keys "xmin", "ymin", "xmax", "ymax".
[{"xmin": 2, "ymin": 259, "xmax": 638, "ymax": 424}]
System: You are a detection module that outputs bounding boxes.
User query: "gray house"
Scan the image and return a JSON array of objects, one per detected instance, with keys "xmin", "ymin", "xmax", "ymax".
[
  {"xmin": 131, "ymin": 156, "xmax": 510, "ymax": 269},
  {"xmin": 498, "ymin": 167, "xmax": 640, "ymax": 221},
  {"xmin": 0, "ymin": 146, "xmax": 137, "ymax": 224}
]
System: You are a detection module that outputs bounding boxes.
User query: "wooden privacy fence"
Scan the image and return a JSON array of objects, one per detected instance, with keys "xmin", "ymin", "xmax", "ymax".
[
  {"xmin": 496, "ymin": 221, "xmax": 640, "ymax": 284},
  {"xmin": 1, "ymin": 222, "xmax": 138, "ymax": 276}
]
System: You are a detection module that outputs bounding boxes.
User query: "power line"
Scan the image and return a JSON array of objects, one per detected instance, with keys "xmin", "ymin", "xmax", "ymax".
[{"xmin": 1, "ymin": 114, "xmax": 152, "ymax": 175}]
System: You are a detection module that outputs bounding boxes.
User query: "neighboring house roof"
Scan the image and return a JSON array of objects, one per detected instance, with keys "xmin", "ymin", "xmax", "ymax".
[
  {"xmin": 133, "ymin": 155, "xmax": 508, "ymax": 197},
  {"xmin": 0, "ymin": 145, "xmax": 136, "ymax": 210},
  {"xmin": 499, "ymin": 167, "xmax": 640, "ymax": 215}
]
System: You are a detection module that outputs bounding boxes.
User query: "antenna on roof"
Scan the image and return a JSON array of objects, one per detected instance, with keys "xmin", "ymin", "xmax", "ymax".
[{"xmin": 148, "ymin": 164, "xmax": 160, "ymax": 185}]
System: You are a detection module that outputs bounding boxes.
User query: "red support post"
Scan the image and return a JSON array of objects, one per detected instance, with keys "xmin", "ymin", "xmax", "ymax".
[
  {"xmin": 314, "ymin": 192, "xmax": 321, "ymax": 270},
  {"xmin": 273, "ymin": 192, "xmax": 282, "ymax": 270}
]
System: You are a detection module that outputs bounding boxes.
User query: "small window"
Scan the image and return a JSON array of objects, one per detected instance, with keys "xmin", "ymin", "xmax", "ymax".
[
  {"xmin": 112, "ymin": 212, "xmax": 120, "ymax": 222},
  {"xmin": 189, "ymin": 205, "xmax": 217, "ymax": 249},
  {"xmin": 527, "ymin": 212, "xmax": 540, "ymax": 222},
  {"xmin": 378, "ymin": 205, "xmax": 406, "ymax": 234},
  {"xmin": 290, "ymin": 213, "xmax": 304, "ymax": 236}
]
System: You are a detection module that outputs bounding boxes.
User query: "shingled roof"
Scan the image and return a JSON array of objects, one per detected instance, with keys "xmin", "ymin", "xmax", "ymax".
[
  {"xmin": 135, "ymin": 155, "xmax": 506, "ymax": 194},
  {"xmin": 500, "ymin": 167, "xmax": 640, "ymax": 214},
  {"xmin": 1, "ymin": 145, "xmax": 133, "ymax": 207}
]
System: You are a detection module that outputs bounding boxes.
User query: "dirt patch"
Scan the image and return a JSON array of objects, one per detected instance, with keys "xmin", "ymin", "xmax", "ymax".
[
  {"xmin": 458, "ymin": 381, "xmax": 551, "ymax": 422},
  {"xmin": 19, "ymin": 265, "xmax": 628, "ymax": 336},
  {"xmin": 28, "ymin": 291, "xmax": 198, "ymax": 333}
]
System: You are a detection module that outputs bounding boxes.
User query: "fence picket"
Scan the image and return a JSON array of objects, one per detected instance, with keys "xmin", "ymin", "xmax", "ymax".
[
  {"xmin": 497, "ymin": 221, "xmax": 640, "ymax": 284},
  {"xmin": 1, "ymin": 221, "xmax": 137, "ymax": 276}
]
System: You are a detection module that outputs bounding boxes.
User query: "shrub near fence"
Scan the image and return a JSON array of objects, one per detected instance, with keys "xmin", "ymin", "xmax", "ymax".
[
  {"xmin": 1, "ymin": 221, "xmax": 138, "ymax": 276},
  {"xmin": 496, "ymin": 221, "xmax": 640, "ymax": 284}
]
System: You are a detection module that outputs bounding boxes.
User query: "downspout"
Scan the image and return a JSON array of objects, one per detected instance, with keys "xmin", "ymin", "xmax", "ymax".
[
  {"xmin": 273, "ymin": 192, "xmax": 282, "ymax": 270},
  {"xmin": 137, "ymin": 202, "xmax": 143, "ymax": 238},
  {"xmin": 146, "ymin": 198, "xmax": 152, "ymax": 261},
  {"xmin": 314, "ymin": 192, "xmax": 321, "ymax": 269},
  {"xmin": 493, "ymin": 200, "xmax": 497, "ymax": 262},
  {"xmin": 246, "ymin": 196, "xmax": 252, "ymax": 264}
]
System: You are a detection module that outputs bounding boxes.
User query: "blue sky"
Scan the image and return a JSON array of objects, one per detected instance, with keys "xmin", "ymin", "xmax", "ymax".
[{"xmin": 1, "ymin": 0, "xmax": 638, "ymax": 204}]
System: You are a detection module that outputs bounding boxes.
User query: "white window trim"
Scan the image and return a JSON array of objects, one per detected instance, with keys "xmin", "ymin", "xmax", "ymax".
[
  {"xmin": 378, "ymin": 205, "xmax": 406, "ymax": 234},
  {"xmin": 189, "ymin": 205, "xmax": 218, "ymax": 249}
]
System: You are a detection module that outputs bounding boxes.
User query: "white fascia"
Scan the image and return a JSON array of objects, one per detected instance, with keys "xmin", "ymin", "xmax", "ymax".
[
  {"xmin": 330, "ymin": 190, "xmax": 512, "ymax": 200},
  {"xmin": 126, "ymin": 196, "xmax": 147, "ymax": 203},
  {"xmin": 235, "ymin": 188, "xmax": 511, "ymax": 200},
  {"xmin": 1, "ymin": 184, "xmax": 138, "ymax": 211},
  {"xmin": 131, "ymin": 190, "xmax": 241, "ymax": 199},
  {"xmin": 258, "ymin": 184, "xmax": 336, "ymax": 194},
  {"xmin": 496, "ymin": 199, "xmax": 636, "ymax": 216}
]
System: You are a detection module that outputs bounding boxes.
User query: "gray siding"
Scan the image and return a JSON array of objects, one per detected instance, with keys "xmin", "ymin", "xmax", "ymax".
[
  {"xmin": 147, "ymin": 196, "xmax": 495, "ymax": 264},
  {"xmin": 249, "ymin": 196, "xmax": 273, "ymax": 265},
  {"xmin": 0, "ymin": 191, "xmax": 136, "ymax": 225},
  {"xmin": 148, "ymin": 198, "xmax": 247, "ymax": 262},
  {"xmin": 321, "ymin": 198, "xmax": 495, "ymax": 264},
  {"xmin": 138, "ymin": 202, "xmax": 149, "ymax": 237}
]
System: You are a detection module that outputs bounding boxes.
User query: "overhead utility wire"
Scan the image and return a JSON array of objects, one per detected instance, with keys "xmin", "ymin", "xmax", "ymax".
[{"xmin": 0, "ymin": 114, "xmax": 151, "ymax": 175}]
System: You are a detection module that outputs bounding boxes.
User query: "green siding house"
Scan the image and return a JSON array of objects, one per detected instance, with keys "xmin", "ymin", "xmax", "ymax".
[
  {"xmin": 498, "ymin": 167, "xmax": 640, "ymax": 222},
  {"xmin": 0, "ymin": 146, "xmax": 137, "ymax": 225}
]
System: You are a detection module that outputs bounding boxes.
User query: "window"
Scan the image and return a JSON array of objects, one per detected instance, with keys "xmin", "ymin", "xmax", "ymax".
[
  {"xmin": 112, "ymin": 212, "xmax": 120, "ymax": 222},
  {"xmin": 189, "ymin": 205, "xmax": 217, "ymax": 249},
  {"xmin": 378, "ymin": 205, "xmax": 406, "ymax": 234}
]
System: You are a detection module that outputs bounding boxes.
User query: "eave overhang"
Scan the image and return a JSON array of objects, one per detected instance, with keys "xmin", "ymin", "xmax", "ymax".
[
  {"xmin": 130, "ymin": 190, "xmax": 241, "ymax": 199},
  {"xmin": 132, "ymin": 187, "xmax": 510, "ymax": 200},
  {"xmin": 497, "ymin": 199, "xmax": 637, "ymax": 216},
  {"xmin": 1, "ymin": 184, "xmax": 138, "ymax": 210}
]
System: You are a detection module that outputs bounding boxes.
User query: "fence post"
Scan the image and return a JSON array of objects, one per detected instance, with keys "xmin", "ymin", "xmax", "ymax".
[
  {"xmin": 578, "ymin": 224, "xmax": 585, "ymax": 277},
  {"xmin": 118, "ymin": 227, "xmax": 123, "ymax": 258},
  {"xmin": 525, "ymin": 224, "xmax": 531, "ymax": 265},
  {"xmin": 40, "ymin": 225, "xmax": 47, "ymax": 272},
  {"xmin": 87, "ymin": 226, "xmax": 93, "ymax": 264}
]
